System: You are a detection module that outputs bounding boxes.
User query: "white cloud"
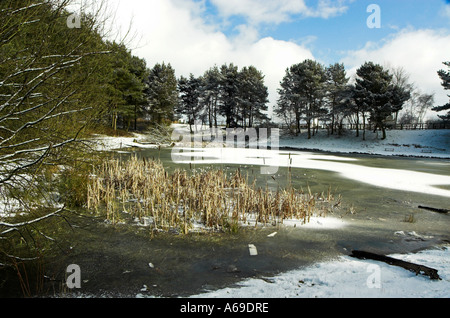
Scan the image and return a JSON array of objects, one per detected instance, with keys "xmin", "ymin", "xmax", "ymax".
[
  {"xmin": 210, "ymin": 0, "xmax": 308, "ymax": 25},
  {"xmin": 341, "ymin": 28, "xmax": 450, "ymax": 108},
  {"xmin": 101, "ymin": 1, "xmax": 449, "ymax": 120},
  {"xmin": 210, "ymin": 0, "xmax": 350, "ymax": 25},
  {"xmin": 313, "ymin": 0, "xmax": 350, "ymax": 19},
  {"xmin": 442, "ymin": 4, "xmax": 450, "ymax": 19},
  {"xmin": 105, "ymin": 0, "xmax": 315, "ymax": 114}
]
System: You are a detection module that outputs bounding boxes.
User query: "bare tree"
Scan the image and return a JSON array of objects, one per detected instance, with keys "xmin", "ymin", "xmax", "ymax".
[
  {"xmin": 390, "ymin": 66, "xmax": 415, "ymax": 125},
  {"xmin": 0, "ymin": 0, "xmax": 117, "ymax": 281},
  {"xmin": 390, "ymin": 66, "xmax": 434, "ymax": 127}
]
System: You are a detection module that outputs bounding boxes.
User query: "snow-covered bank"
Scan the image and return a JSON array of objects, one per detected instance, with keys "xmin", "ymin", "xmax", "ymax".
[
  {"xmin": 90, "ymin": 133, "xmax": 163, "ymax": 152},
  {"xmin": 92, "ymin": 125, "xmax": 450, "ymax": 159},
  {"xmin": 280, "ymin": 129, "xmax": 450, "ymax": 159},
  {"xmin": 190, "ymin": 245, "xmax": 450, "ymax": 298}
]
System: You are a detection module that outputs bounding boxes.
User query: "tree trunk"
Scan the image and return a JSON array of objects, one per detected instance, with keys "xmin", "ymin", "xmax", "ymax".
[
  {"xmin": 188, "ymin": 115, "xmax": 193, "ymax": 133},
  {"xmin": 351, "ymin": 250, "xmax": 440, "ymax": 280},
  {"xmin": 362, "ymin": 112, "xmax": 366, "ymax": 141},
  {"xmin": 208, "ymin": 102, "xmax": 213, "ymax": 128},
  {"xmin": 355, "ymin": 111, "xmax": 360, "ymax": 137},
  {"xmin": 307, "ymin": 119, "xmax": 311, "ymax": 139},
  {"xmin": 214, "ymin": 98, "xmax": 218, "ymax": 128},
  {"xmin": 331, "ymin": 115, "xmax": 335, "ymax": 135},
  {"xmin": 113, "ymin": 112, "xmax": 117, "ymax": 131},
  {"xmin": 134, "ymin": 104, "xmax": 137, "ymax": 131}
]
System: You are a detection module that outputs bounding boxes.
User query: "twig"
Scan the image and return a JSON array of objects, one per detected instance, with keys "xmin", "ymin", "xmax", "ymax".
[
  {"xmin": 418, "ymin": 206, "xmax": 449, "ymax": 214},
  {"xmin": 0, "ymin": 206, "xmax": 65, "ymax": 235}
]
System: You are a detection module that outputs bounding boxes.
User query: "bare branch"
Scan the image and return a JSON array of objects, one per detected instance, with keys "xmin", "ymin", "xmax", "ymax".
[
  {"xmin": 0, "ymin": 206, "xmax": 66, "ymax": 236},
  {"xmin": 0, "ymin": 145, "xmax": 52, "ymax": 184}
]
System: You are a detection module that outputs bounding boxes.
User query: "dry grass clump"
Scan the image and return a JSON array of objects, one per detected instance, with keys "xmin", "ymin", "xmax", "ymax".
[{"xmin": 87, "ymin": 156, "xmax": 341, "ymax": 234}]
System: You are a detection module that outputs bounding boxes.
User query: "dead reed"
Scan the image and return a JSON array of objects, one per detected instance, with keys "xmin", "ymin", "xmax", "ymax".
[{"xmin": 87, "ymin": 156, "xmax": 341, "ymax": 234}]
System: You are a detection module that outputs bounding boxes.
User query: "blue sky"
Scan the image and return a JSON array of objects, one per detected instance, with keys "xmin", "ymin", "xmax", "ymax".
[
  {"xmin": 206, "ymin": 0, "xmax": 450, "ymax": 64},
  {"xmin": 107, "ymin": 0, "xmax": 450, "ymax": 116}
]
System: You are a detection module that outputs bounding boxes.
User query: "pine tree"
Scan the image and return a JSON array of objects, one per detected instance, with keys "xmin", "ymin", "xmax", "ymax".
[
  {"xmin": 128, "ymin": 55, "xmax": 149, "ymax": 130},
  {"xmin": 177, "ymin": 73, "xmax": 202, "ymax": 132},
  {"xmin": 326, "ymin": 63, "xmax": 349, "ymax": 134},
  {"xmin": 297, "ymin": 60, "xmax": 328, "ymax": 139},
  {"xmin": 432, "ymin": 61, "xmax": 450, "ymax": 121},
  {"xmin": 105, "ymin": 43, "xmax": 148, "ymax": 131},
  {"xmin": 219, "ymin": 63, "xmax": 239, "ymax": 127},
  {"xmin": 276, "ymin": 65, "xmax": 306, "ymax": 135},
  {"xmin": 145, "ymin": 62, "xmax": 178, "ymax": 125},
  {"xmin": 237, "ymin": 66, "xmax": 269, "ymax": 128},
  {"xmin": 200, "ymin": 66, "xmax": 222, "ymax": 128},
  {"xmin": 354, "ymin": 62, "xmax": 410, "ymax": 140},
  {"xmin": 349, "ymin": 83, "xmax": 367, "ymax": 139}
]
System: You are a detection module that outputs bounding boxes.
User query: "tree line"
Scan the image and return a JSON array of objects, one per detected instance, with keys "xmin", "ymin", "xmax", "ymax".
[
  {"xmin": 1, "ymin": 1, "xmax": 448, "ymax": 178},
  {"xmin": 275, "ymin": 60, "xmax": 449, "ymax": 140},
  {"xmin": 176, "ymin": 64, "xmax": 269, "ymax": 132},
  {"xmin": 105, "ymin": 60, "xmax": 271, "ymax": 133},
  {"xmin": 137, "ymin": 59, "xmax": 449, "ymax": 141},
  {"xmin": 109, "ymin": 56, "xmax": 450, "ymax": 141}
]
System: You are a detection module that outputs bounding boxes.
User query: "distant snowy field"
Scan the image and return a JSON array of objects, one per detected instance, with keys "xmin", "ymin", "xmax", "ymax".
[
  {"xmin": 279, "ymin": 129, "xmax": 450, "ymax": 159},
  {"xmin": 92, "ymin": 125, "xmax": 450, "ymax": 159},
  {"xmin": 189, "ymin": 246, "xmax": 450, "ymax": 298}
]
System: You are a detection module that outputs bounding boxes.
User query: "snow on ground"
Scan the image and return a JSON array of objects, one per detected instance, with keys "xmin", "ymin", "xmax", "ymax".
[
  {"xmin": 94, "ymin": 124, "xmax": 450, "ymax": 159},
  {"xmin": 171, "ymin": 124, "xmax": 450, "ymax": 158},
  {"xmin": 275, "ymin": 216, "xmax": 346, "ymax": 230},
  {"xmin": 90, "ymin": 133, "xmax": 161, "ymax": 152},
  {"xmin": 190, "ymin": 245, "xmax": 450, "ymax": 298},
  {"xmin": 280, "ymin": 129, "xmax": 450, "ymax": 159}
]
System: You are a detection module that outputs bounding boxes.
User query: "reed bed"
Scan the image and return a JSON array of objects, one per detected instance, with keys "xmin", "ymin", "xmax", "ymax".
[{"xmin": 87, "ymin": 156, "xmax": 341, "ymax": 234}]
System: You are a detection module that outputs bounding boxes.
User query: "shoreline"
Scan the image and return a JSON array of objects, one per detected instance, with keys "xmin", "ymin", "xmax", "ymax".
[
  {"xmin": 277, "ymin": 129, "xmax": 450, "ymax": 159},
  {"xmin": 94, "ymin": 126, "xmax": 450, "ymax": 160},
  {"xmin": 277, "ymin": 145, "xmax": 450, "ymax": 160}
]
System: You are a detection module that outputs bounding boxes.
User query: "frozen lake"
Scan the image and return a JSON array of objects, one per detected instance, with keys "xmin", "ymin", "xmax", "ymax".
[
  {"xmin": 42, "ymin": 145, "xmax": 450, "ymax": 298},
  {"xmin": 170, "ymin": 146, "xmax": 450, "ymax": 197}
]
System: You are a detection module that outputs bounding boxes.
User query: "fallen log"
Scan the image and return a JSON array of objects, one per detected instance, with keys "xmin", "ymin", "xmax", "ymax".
[
  {"xmin": 418, "ymin": 206, "xmax": 449, "ymax": 214},
  {"xmin": 350, "ymin": 250, "xmax": 441, "ymax": 280}
]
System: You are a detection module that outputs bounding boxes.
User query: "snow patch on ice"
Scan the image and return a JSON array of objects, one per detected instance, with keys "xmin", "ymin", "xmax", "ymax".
[
  {"xmin": 281, "ymin": 216, "xmax": 346, "ymax": 229},
  {"xmin": 174, "ymin": 147, "xmax": 450, "ymax": 197}
]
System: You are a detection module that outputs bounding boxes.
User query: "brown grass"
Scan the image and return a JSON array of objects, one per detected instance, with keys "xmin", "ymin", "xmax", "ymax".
[{"xmin": 87, "ymin": 156, "xmax": 341, "ymax": 234}]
